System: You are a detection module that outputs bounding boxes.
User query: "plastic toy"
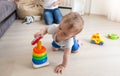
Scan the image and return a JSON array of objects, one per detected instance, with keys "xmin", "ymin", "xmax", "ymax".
[
  {"xmin": 31, "ymin": 35, "xmax": 49, "ymax": 68},
  {"xmin": 91, "ymin": 33, "xmax": 105, "ymax": 45},
  {"xmin": 22, "ymin": 16, "xmax": 34, "ymax": 24},
  {"xmin": 108, "ymin": 34, "xmax": 119, "ymax": 40}
]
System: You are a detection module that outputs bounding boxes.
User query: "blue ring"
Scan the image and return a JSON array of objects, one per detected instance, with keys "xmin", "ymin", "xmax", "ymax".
[{"xmin": 32, "ymin": 57, "xmax": 47, "ymax": 65}]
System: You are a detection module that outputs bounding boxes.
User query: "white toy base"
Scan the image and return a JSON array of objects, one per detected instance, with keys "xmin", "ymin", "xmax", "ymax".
[{"xmin": 32, "ymin": 61, "xmax": 49, "ymax": 68}]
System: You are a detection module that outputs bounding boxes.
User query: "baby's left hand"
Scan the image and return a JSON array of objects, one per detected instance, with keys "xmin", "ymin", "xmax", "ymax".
[{"xmin": 55, "ymin": 64, "xmax": 65, "ymax": 74}]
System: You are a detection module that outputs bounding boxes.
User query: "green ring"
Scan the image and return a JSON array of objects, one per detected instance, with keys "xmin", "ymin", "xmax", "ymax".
[
  {"xmin": 32, "ymin": 54, "xmax": 47, "ymax": 60},
  {"xmin": 108, "ymin": 34, "xmax": 119, "ymax": 40}
]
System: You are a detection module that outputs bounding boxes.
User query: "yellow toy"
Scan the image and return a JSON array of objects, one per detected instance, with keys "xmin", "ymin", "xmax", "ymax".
[
  {"xmin": 91, "ymin": 33, "xmax": 105, "ymax": 45},
  {"xmin": 31, "ymin": 35, "xmax": 49, "ymax": 68}
]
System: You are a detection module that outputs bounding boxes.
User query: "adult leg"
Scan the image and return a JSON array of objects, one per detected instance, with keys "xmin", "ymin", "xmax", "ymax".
[
  {"xmin": 43, "ymin": 9, "xmax": 53, "ymax": 25},
  {"xmin": 53, "ymin": 8, "xmax": 62, "ymax": 24}
]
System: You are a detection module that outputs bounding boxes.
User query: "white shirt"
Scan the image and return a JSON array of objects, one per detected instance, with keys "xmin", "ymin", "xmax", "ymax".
[
  {"xmin": 43, "ymin": 0, "xmax": 58, "ymax": 9},
  {"xmin": 47, "ymin": 24, "xmax": 74, "ymax": 49}
]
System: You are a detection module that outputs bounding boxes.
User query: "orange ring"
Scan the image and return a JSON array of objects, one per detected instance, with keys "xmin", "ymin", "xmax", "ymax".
[
  {"xmin": 33, "ymin": 51, "xmax": 46, "ymax": 57},
  {"xmin": 33, "ymin": 46, "xmax": 46, "ymax": 54}
]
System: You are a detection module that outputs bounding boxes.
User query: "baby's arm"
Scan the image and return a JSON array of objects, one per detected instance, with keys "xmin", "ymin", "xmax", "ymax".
[
  {"xmin": 55, "ymin": 48, "xmax": 71, "ymax": 74},
  {"xmin": 34, "ymin": 26, "xmax": 48, "ymax": 38}
]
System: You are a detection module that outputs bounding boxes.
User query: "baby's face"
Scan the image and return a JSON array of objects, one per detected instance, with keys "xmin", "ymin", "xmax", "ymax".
[{"xmin": 56, "ymin": 23, "xmax": 76, "ymax": 40}]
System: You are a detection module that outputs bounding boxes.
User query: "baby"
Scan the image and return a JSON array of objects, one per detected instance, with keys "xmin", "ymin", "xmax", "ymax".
[{"xmin": 34, "ymin": 12, "xmax": 84, "ymax": 74}]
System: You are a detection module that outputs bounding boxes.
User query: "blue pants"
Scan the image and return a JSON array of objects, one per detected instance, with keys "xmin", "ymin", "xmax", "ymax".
[
  {"xmin": 43, "ymin": 8, "xmax": 62, "ymax": 25},
  {"xmin": 52, "ymin": 38, "xmax": 80, "ymax": 52}
]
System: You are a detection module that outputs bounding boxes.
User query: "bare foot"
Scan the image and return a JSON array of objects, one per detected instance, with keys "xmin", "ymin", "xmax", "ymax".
[{"xmin": 52, "ymin": 47, "xmax": 59, "ymax": 52}]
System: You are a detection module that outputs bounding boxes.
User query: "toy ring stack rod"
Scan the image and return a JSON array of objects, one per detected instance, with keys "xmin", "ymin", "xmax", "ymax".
[{"xmin": 31, "ymin": 35, "xmax": 43, "ymax": 50}]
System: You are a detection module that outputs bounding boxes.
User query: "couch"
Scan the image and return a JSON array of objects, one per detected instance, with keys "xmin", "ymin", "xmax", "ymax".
[{"xmin": 0, "ymin": 0, "xmax": 17, "ymax": 38}]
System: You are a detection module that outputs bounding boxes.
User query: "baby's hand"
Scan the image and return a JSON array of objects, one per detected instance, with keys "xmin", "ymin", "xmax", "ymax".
[
  {"xmin": 55, "ymin": 64, "xmax": 65, "ymax": 74},
  {"xmin": 34, "ymin": 32, "xmax": 41, "ymax": 38},
  {"xmin": 34, "ymin": 26, "xmax": 48, "ymax": 38}
]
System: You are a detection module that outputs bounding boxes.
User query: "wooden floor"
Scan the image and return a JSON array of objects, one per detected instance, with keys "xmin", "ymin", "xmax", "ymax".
[{"xmin": 0, "ymin": 15, "xmax": 120, "ymax": 76}]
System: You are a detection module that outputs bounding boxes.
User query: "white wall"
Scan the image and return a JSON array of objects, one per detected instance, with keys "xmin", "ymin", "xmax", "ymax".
[
  {"xmin": 90, "ymin": 0, "xmax": 107, "ymax": 15},
  {"xmin": 72, "ymin": 0, "xmax": 86, "ymax": 15},
  {"xmin": 72, "ymin": 0, "xmax": 108, "ymax": 15}
]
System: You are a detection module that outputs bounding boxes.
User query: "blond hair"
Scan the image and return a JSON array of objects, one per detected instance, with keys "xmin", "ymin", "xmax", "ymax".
[{"xmin": 62, "ymin": 12, "xmax": 84, "ymax": 34}]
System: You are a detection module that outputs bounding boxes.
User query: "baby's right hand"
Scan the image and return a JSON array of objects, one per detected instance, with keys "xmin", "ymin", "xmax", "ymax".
[
  {"xmin": 34, "ymin": 26, "xmax": 48, "ymax": 38},
  {"xmin": 34, "ymin": 32, "xmax": 41, "ymax": 38}
]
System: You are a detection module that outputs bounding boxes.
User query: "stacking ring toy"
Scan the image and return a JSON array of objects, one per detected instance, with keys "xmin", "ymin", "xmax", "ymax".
[{"xmin": 31, "ymin": 35, "xmax": 49, "ymax": 68}]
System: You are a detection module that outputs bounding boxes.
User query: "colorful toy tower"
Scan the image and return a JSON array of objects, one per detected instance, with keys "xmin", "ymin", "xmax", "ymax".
[{"xmin": 31, "ymin": 35, "xmax": 49, "ymax": 68}]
